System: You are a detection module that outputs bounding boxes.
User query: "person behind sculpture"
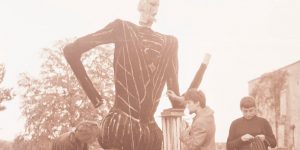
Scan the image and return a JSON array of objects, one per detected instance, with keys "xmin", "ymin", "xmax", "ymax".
[
  {"xmin": 226, "ymin": 96, "xmax": 277, "ymax": 150},
  {"xmin": 51, "ymin": 121, "xmax": 99, "ymax": 150},
  {"xmin": 63, "ymin": 0, "xmax": 184, "ymax": 149},
  {"xmin": 167, "ymin": 88, "xmax": 216, "ymax": 150}
]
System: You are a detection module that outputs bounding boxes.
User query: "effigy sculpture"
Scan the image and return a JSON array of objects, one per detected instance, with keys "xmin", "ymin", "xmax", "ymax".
[{"xmin": 63, "ymin": 0, "xmax": 184, "ymax": 149}]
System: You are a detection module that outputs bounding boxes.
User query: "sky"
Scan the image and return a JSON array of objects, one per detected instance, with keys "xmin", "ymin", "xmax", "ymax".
[{"xmin": 1, "ymin": 0, "xmax": 300, "ymax": 142}]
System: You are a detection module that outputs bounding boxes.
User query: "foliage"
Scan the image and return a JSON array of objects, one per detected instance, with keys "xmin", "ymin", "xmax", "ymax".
[
  {"xmin": 250, "ymin": 69, "xmax": 287, "ymax": 141},
  {"xmin": 0, "ymin": 64, "xmax": 14, "ymax": 111},
  {"xmin": 15, "ymin": 40, "xmax": 115, "ymax": 150}
]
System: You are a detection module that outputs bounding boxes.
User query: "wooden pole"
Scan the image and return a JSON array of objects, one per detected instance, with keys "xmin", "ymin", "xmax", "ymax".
[
  {"xmin": 188, "ymin": 53, "xmax": 211, "ymax": 89},
  {"xmin": 161, "ymin": 108, "xmax": 184, "ymax": 150}
]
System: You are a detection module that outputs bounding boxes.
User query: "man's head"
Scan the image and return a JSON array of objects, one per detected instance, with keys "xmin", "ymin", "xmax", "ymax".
[
  {"xmin": 138, "ymin": 0, "xmax": 160, "ymax": 27},
  {"xmin": 184, "ymin": 88, "xmax": 206, "ymax": 114},
  {"xmin": 240, "ymin": 96, "xmax": 257, "ymax": 120},
  {"xmin": 74, "ymin": 121, "xmax": 99, "ymax": 144}
]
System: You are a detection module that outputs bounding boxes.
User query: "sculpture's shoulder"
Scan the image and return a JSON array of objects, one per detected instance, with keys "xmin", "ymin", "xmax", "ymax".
[
  {"xmin": 114, "ymin": 19, "xmax": 137, "ymax": 29},
  {"xmin": 118, "ymin": 19, "xmax": 178, "ymax": 40},
  {"xmin": 157, "ymin": 31, "xmax": 178, "ymax": 45},
  {"xmin": 109, "ymin": 19, "xmax": 124, "ymax": 28},
  {"xmin": 153, "ymin": 30, "xmax": 178, "ymax": 41},
  {"xmin": 164, "ymin": 34, "xmax": 178, "ymax": 49},
  {"xmin": 168, "ymin": 34, "xmax": 178, "ymax": 43}
]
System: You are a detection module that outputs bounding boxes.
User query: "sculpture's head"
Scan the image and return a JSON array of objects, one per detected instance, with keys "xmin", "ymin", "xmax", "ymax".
[{"xmin": 138, "ymin": 0, "xmax": 160, "ymax": 28}]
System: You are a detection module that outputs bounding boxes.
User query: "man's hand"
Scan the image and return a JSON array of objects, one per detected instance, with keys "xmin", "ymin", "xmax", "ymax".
[
  {"xmin": 181, "ymin": 120, "xmax": 189, "ymax": 130},
  {"xmin": 241, "ymin": 134, "xmax": 254, "ymax": 142},
  {"xmin": 180, "ymin": 120, "xmax": 190, "ymax": 138},
  {"xmin": 256, "ymin": 134, "xmax": 265, "ymax": 141}
]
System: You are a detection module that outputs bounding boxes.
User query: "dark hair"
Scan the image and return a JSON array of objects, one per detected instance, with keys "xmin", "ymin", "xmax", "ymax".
[
  {"xmin": 184, "ymin": 88, "xmax": 206, "ymax": 108},
  {"xmin": 240, "ymin": 96, "xmax": 256, "ymax": 108},
  {"xmin": 75, "ymin": 121, "xmax": 99, "ymax": 135}
]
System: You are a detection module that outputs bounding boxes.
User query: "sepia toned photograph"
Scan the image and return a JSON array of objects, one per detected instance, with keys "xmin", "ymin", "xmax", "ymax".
[{"xmin": 0, "ymin": 0, "xmax": 300, "ymax": 150}]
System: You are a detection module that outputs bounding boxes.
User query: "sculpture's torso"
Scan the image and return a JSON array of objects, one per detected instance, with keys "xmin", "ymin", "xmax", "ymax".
[
  {"xmin": 112, "ymin": 20, "xmax": 177, "ymax": 122},
  {"xmin": 97, "ymin": 20, "xmax": 178, "ymax": 150}
]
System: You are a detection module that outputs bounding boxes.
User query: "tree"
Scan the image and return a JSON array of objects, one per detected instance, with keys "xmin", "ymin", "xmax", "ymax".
[
  {"xmin": 16, "ymin": 40, "xmax": 115, "ymax": 150},
  {"xmin": 0, "ymin": 64, "xmax": 14, "ymax": 111},
  {"xmin": 251, "ymin": 70, "xmax": 287, "ymax": 144}
]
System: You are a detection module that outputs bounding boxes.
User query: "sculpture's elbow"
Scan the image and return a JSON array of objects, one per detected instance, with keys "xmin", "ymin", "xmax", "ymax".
[{"xmin": 63, "ymin": 44, "xmax": 74, "ymax": 60}]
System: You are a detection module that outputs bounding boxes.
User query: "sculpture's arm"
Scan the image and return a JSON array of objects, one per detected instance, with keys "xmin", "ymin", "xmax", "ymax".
[
  {"xmin": 166, "ymin": 37, "xmax": 185, "ymax": 108},
  {"xmin": 63, "ymin": 20, "xmax": 120, "ymax": 108}
]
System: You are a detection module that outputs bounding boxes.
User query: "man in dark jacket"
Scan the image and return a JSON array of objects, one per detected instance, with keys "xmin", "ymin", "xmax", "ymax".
[{"xmin": 226, "ymin": 96, "xmax": 277, "ymax": 150}]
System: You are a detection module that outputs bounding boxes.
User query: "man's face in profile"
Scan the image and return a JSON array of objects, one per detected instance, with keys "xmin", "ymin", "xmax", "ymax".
[
  {"xmin": 186, "ymin": 100, "xmax": 200, "ymax": 114},
  {"xmin": 241, "ymin": 106, "xmax": 257, "ymax": 120}
]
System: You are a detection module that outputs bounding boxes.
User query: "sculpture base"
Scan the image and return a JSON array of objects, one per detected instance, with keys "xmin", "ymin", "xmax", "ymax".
[{"xmin": 161, "ymin": 108, "xmax": 184, "ymax": 150}]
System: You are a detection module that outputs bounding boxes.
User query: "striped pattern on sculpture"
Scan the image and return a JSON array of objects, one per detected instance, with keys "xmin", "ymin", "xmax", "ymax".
[{"xmin": 65, "ymin": 19, "xmax": 180, "ymax": 150}]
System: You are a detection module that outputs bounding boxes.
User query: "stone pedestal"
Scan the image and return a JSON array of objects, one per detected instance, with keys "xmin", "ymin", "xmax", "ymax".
[{"xmin": 161, "ymin": 108, "xmax": 184, "ymax": 150}]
